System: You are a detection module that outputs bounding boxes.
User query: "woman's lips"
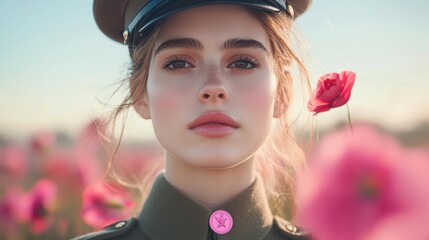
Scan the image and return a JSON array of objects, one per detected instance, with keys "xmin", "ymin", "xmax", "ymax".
[{"xmin": 188, "ymin": 112, "xmax": 239, "ymax": 137}]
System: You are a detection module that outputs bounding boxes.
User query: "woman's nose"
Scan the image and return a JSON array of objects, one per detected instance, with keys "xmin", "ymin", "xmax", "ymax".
[{"xmin": 198, "ymin": 69, "xmax": 228, "ymax": 103}]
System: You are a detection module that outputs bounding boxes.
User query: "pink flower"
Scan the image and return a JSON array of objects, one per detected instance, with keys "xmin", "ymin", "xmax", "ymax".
[
  {"xmin": 41, "ymin": 147, "xmax": 103, "ymax": 191},
  {"xmin": 30, "ymin": 130, "xmax": 56, "ymax": 154},
  {"xmin": 307, "ymin": 71, "xmax": 355, "ymax": 115},
  {"xmin": 0, "ymin": 145, "xmax": 27, "ymax": 181},
  {"xmin": 296, "ymin": 124, "xmax": 429, "ymax": 240},
  {"xmin": 81, "ymin": 181, "xmax": 134, "ymax": 229},
  {"xmin": 42, "ymin": 148, "xmax": 103, "ymax": 190},
  {"xmin": 24, "ymin": 179, "xmax": 58, "ymax": 234},
  {"xmin": 0, "ymin": 187, "xmax": 26, "ymax": 232},
  {"xmin": 42, "ymin": 149, "xmax": 80, "ymax": 187}
]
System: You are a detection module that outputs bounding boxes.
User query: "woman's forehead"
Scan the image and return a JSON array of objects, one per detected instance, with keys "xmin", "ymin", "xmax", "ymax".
[{"xmin": 155, "ymin": 4, "xmax": 270, "ymax": 50}]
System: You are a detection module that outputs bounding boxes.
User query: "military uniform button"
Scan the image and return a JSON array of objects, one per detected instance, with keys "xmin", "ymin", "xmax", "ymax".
[
  {"xmin": 209, "ymin": 210, "xmax": 233, "ymax": 235},
  {"xmin": 115, "ymin": 221, "xmax": 126, "ymax": 229},
  {"xmin": 286, "ymin": 223, "xmax": 297, "ymax": 233}
]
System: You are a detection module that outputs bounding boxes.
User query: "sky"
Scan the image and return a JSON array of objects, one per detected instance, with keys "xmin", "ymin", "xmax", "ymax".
[{"xmin": 1, "ymin": 0, "xmax": 428, "ymax": 141}]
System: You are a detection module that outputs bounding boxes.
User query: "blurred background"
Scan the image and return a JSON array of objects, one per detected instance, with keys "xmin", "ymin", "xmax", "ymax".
[{"xmin": 1, "ymin": 0, "xmax": 428, "ymax": 239}]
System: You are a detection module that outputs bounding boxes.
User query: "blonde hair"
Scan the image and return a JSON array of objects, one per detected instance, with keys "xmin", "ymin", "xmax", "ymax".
[
  {"xmin": 101, "ymin": 8, "xmax": 311, "ymax": 218},
  {"xmin": 250, "ymin": 10, "xmax": 311, "ymax": 218}
]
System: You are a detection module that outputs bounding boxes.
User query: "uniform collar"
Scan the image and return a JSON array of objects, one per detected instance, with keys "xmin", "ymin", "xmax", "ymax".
[{"xmin": 138, "ymin": 173, "xmax": 273, "ymax": 240}]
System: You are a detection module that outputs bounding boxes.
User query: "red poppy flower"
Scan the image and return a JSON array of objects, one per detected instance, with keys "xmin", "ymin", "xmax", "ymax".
[{"xmin": 307, "ymin": 71, "xmax": 355, "ymax": 115}]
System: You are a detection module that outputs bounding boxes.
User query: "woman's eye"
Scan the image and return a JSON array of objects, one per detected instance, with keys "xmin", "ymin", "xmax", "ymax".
[
  {"xmin": 229, "ymin": 60, "xmax": 255, "ymax": 69},
  {"xmin": 164, "ymin": 60, "xmax": 193, "ymax": 70},
  {"xmin": 228, "ymin": 56, "xmax": 259, "ymax": 70}
]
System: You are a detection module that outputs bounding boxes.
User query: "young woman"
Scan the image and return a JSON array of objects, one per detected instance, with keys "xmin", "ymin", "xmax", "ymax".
[{"xmin": 75, "ymin": 0, "xmax": 312, "ymax": 239}]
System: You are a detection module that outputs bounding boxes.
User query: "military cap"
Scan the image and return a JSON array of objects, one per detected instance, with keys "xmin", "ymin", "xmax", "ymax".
[{"xmin": 93, "ymin": 0, "xmax": 312, "ymax": 48}]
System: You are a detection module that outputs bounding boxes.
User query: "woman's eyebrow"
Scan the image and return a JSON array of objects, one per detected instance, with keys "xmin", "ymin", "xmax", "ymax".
[
  {"xmin": 154, "ymin": 38, "xmax": 203, "ymax": 56},
  {"xmin": 223, "ymin": 38, "xmax": 268, "ymax": 54},
  {"xmin": 154, "ymin": 37, "xmax": 268, "ymax": 56}
]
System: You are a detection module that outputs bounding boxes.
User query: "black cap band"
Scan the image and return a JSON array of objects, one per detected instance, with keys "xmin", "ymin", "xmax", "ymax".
[{"xmin": 125, "ymin": 0, "xmax": 292, "ymax": 49}]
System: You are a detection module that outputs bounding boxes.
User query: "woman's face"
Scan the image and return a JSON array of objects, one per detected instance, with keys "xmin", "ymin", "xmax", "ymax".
[{"xmin": 136, "ymin": 4, "xmax": 279, "ymax": 168}]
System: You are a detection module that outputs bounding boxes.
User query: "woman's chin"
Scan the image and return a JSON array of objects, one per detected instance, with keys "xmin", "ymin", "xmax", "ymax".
[
  {"xmin": 192, "ymin": 159, "xmax": 244, "ymax": 170},
  {"xmin": 183, "ymin": 153, "xmax": 253, "ymax": 170}
]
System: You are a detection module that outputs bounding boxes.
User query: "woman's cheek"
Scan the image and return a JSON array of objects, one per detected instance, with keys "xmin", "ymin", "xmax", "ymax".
[
  {"xmin": 150, "ymin": 93, "xmax": 176, "ymax": 119},
  {"xmin": 149, "ymin": 85, "xmax": 189, "ymax": 120},
  {"xmin": 239, "ymin": 79, "xmax": 276, "ymax": 116}
]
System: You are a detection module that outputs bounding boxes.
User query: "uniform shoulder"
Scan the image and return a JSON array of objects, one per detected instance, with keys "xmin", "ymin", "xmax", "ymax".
[
  {"xmin": 71, "ymin": 217, "xmax": 137, "ymax": 240},
  {"xmin": 272, "ymin": 216, "xmax": 312, "ymax": 240}
]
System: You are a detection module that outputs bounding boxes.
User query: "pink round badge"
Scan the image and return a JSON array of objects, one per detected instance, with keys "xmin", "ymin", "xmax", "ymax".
[{"xmin": 209, "ymin": 210, "xmax": 233, "ymax": 235}]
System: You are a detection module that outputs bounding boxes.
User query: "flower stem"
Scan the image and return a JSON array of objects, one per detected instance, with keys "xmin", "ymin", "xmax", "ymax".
[
  {"xmin": 316, "ymin": 117, "xmax": 319, "ymax": 142},
  {"xmin": 346, "ymin": 103, "xmax": 353, "ymax": 134}
]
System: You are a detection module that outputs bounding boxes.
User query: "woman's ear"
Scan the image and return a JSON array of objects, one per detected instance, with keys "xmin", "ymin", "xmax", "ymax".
[{"xmin": 133, "ymin": 94, "xmax": 151, "ymax": 119}]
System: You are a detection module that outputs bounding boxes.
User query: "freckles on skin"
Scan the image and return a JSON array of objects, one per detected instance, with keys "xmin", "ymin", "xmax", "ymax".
[{"xmin": 232, "ymin": 71, "xmax": 278, "ymax": 119}]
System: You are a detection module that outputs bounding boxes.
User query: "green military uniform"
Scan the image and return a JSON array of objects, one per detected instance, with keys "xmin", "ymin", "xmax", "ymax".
[{"xmin": 73, "ymin": 173, "xmax": 310, "ymax": 240}]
